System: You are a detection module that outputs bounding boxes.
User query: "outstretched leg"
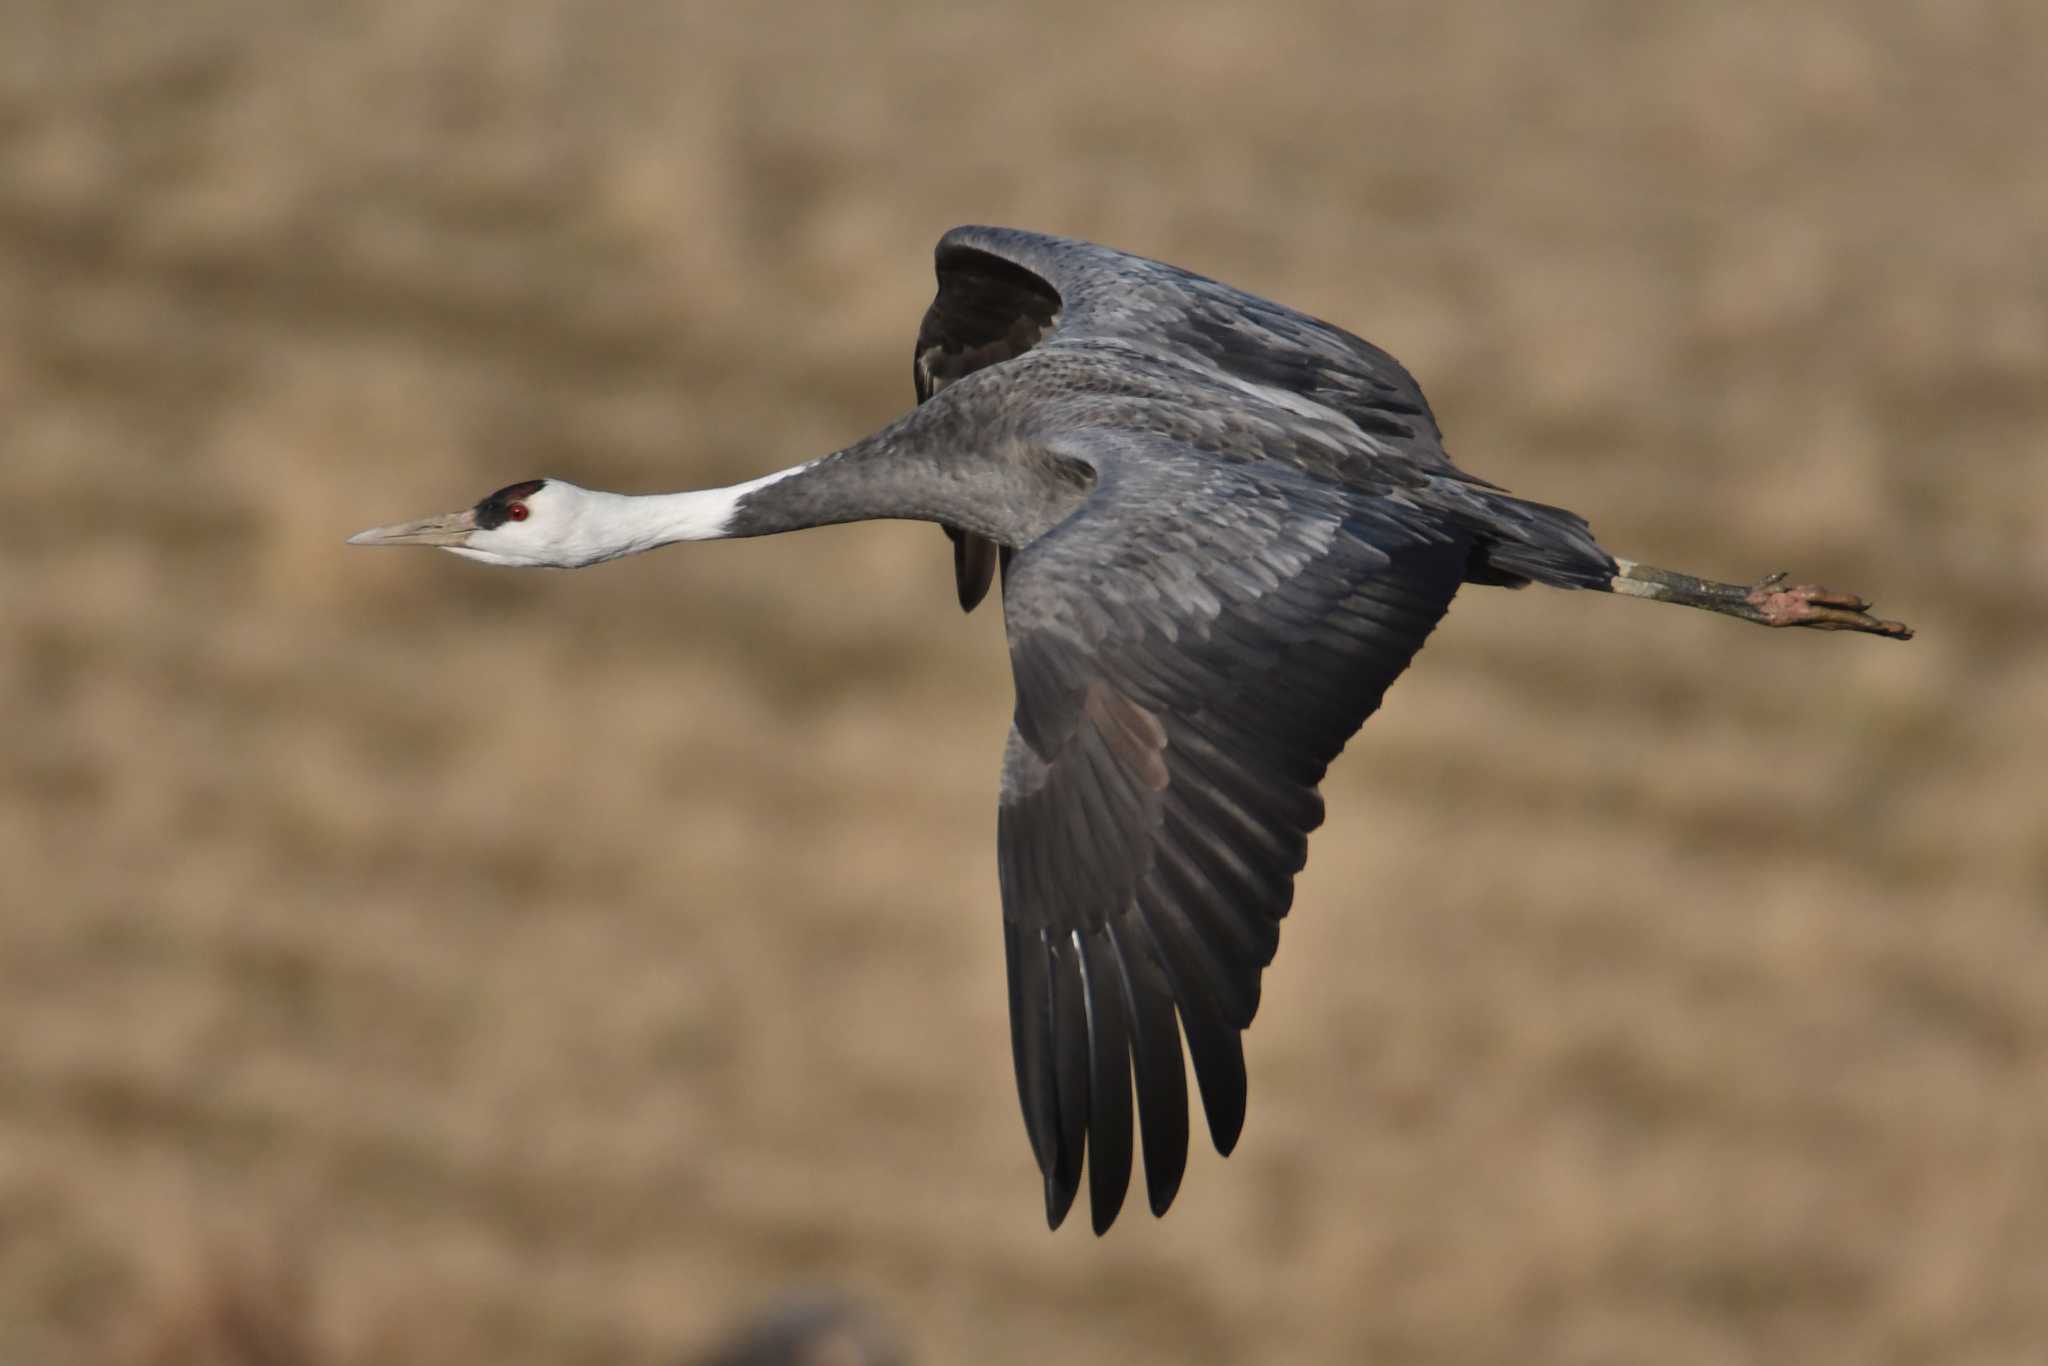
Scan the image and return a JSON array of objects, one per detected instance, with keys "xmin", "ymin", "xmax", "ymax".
[{"xmin": 1610, "ymin": 560, "xmax": 1913, "ymax": 639}]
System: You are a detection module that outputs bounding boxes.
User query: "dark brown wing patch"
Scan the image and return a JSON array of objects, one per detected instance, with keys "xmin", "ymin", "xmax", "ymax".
[{"xmin": 914, "ymin": 245, "xmax": 1063, "ymax": 404}]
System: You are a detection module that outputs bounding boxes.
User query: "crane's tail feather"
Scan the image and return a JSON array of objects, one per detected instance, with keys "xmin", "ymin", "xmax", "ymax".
[{"xmin": 1455, "ymin": 491, "xmax": 1617, "ymax": 591}]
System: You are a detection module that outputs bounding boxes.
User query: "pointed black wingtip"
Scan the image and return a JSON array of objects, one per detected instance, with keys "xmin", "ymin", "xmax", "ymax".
[
  {"xmin": 947, "ymin": 527, "xmax": 999, "ymax": 613},
  {"xmin": 1191, "ymin": 1031, "xmax": 1248, "ymax": 1159},
  {"xmin": 1044, "ymin": 1172, "xmax": 1079, "ymax": 1230},
  {"xmin": 1087, "ymin": 1152, "xmax": 1134, "ymax": 1234},
  {"xmin": 1055, "ymin": 1162, "xmax": 1181, "ymax": 1229},
  {"xmin": 1145, "ymin": 1161, "xmax": 1185, "ymax": 1218},
  {"xmin": 1210, "ymin": 1119, "xmax": 1243, "ymax": 1159}
]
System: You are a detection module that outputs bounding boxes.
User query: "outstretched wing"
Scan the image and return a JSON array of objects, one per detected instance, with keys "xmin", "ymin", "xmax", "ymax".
[{"xmin": 996, "ymin": 433, "xmax": 1469, "ymax": 1232}]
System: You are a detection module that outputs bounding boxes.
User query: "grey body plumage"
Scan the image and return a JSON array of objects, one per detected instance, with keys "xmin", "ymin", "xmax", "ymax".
[{"xmin": 350, "ymin": 226, "xmax": 1911, "ymax": 1236}]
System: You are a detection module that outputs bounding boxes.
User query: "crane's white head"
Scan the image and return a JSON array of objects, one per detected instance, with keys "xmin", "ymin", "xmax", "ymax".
[
  {"xmin": 348, "ymin": 479, "xmax": 621, "ymax": 568},
  {"xmin": 350, "ymin": 465, "xmax": 801, "ymax": 567}
]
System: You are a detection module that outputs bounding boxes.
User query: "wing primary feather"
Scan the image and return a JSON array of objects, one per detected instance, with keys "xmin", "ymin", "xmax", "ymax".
[
  {"xmin": 1047, "ymin": 933, "xmax": 1090, "ymax": 1228},
  {"xmin": 1075, "ymin": 928, "xmax": 1134, "ymax": 1234},
  {"xmin": 1178, "ymin": 1002, "xmax": 1249, "ymax": 1157},
  {"xmin": 1135, "ymin": 887, "xmax": 1249, "ymax": 1155},
  {"xmin": 1003, "ymin": 920, "xmax": 1060, "ymax": 1178},
  {"xmin": 948, "ymin": 527, "xmax": 1000, "ymax": 613},
  {"xmin": 1106, "ymin": 917, "xmax": 1189, "ymax": 1217}
]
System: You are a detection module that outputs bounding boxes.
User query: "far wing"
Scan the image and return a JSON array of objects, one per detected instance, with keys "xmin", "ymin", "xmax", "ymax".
[
  {"xmin": 921, "ymin": 226, "xmax": 1462, "ymax": 474},
  {"xmin": 995, "ymin": 434, "xmax": 1469, "ymax": 1232}
]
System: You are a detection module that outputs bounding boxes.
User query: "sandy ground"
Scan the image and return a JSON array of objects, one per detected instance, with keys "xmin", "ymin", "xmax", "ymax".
[{"xmin": 3, "ymin": 3, "xmax": 2045, "ymax": 1363}]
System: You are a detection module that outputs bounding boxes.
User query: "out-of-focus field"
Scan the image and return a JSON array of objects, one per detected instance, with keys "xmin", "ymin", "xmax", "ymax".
[{"xmin": 3, "ymin": 2, "xmax": 2044, "ymax": 1363}]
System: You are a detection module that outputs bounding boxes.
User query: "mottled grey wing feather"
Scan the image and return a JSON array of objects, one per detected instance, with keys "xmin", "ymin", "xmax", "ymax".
[{"xmin": 997, "ymin": 433, "xmax": 1469, "ymax": 1232}]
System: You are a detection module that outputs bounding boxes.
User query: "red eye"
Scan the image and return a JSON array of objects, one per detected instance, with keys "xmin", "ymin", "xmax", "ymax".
[{"xmin": 507, "ymin": 503, "xmax": 529, "ymax": 522}]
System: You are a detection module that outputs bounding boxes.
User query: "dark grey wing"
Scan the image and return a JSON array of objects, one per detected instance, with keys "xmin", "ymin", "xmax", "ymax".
[
  {"xmin": 997, "ymin": 433, "xmax": 1470, "ymax": 1233},
  {"xmin": 925, "ymin": 225, "xmax": 1465, "ymax": 480}
]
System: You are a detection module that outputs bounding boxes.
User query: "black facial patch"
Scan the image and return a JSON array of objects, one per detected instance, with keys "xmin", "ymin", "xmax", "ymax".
[{"xmin": 474, "ymin": 479, "xmax": 547, "ymax": 530}]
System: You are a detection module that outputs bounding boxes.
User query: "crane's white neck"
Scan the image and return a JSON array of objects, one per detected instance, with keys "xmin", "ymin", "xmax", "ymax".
[
  {"xmin": 448, "ymin": 463, "xmax": 812, "ymax": 568},
  {"xmin": 594, "ymin": 464, "xmax": 812, "ymax": 548}
]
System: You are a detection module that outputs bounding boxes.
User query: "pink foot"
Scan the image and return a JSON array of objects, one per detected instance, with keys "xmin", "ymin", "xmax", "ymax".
[{"xmin": 1746, "ymin": 573, "xmax": 1914, "ymax": 638}]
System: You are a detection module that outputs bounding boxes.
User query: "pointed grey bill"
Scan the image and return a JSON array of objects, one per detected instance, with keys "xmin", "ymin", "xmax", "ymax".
[{"xmin": 346, "ymin": 508, "xmax": 478, "ymax": 547}]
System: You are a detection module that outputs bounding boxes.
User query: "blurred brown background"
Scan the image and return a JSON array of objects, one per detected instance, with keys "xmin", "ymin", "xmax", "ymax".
[{"xmin": 3, "ymin": 2, "xmax": 2044, "ymax": 1363}]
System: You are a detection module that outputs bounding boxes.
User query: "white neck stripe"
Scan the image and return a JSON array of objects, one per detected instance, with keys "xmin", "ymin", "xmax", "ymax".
[{"xmin": 628, "ymin": 461, "xmax": 810, "ymax": 544}]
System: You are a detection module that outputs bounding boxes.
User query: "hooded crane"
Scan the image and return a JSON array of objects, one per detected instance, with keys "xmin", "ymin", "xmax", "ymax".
[{"xmin": 351, "ymin": 226, "xmax": 1912, "ymax": 1234}]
